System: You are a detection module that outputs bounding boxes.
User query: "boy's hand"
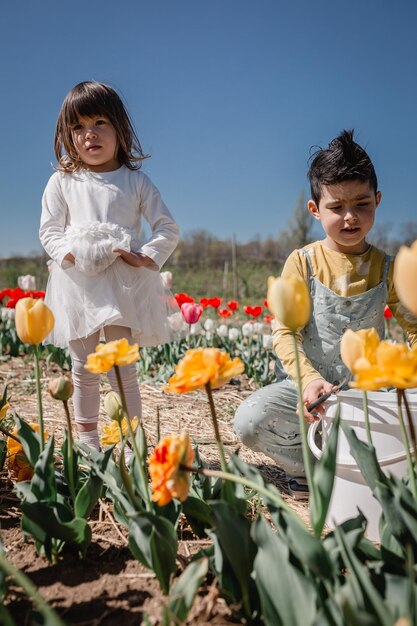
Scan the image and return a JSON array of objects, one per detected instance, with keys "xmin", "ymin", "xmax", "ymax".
[
  {"xmin": 297, "ymin": 378, "xmax": 335, "ymax": 423},
  {"xmin": 113, "ymin": 250, "xmax": 158, "ymax": 269}
]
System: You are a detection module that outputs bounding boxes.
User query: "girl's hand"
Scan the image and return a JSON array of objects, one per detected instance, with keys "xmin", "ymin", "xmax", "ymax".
[
  {"xmin": 64, "ymin": 252, "xmax": 75, "ymax": 264},
  {"xmin": 113, "ymin": 249, "xmax": 158, "ymax": 269},
  {"xmin": 297, "ymin": 378, "xmax": 334, "ymax": 423}
]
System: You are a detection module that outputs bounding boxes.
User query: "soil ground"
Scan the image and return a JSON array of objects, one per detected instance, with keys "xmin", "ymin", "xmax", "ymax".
[{"xmin": 0, "ymin": 355, "xmax": 308, "ymax": 625}]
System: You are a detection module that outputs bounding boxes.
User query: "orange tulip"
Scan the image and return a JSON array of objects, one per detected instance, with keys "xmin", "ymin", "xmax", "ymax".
[
  {"xmin": 165, "ymin": 348, "xmax": 244, "ymax": 394},
  {"xmin": 149, "ymin": 433, "xmax": 194, "ymax": 506}
]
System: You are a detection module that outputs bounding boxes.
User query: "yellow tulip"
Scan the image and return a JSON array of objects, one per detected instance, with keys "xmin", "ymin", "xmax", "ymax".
[
  {"xmin": 267, "ymin": 275, "xmax": 311, "ymax": 331},
  {"xmin": 340, "ymin": 328, "xmax": 380, "ymax": 372},
  {"xmin": 85, "ymin": 338, "xmax": 139, "ymax": 374},
  {"xmin": 101, "ymin": 417, "xmax": 139, "ymax": 446},
  {"xmin": 0, "ymin": 402, "xmax": 9, "ymax": 420},
  {"xmin": 149, "ymin": 433, "xmax": 194, "ymax": 506},
  {"xmin": 394, "ymin": 240, "xmax": 417, "ymax": 316},
  {"xmin": 15, "ymin": 298, "xmax": 54, "ymax": 345},
  {"xmin": 165, "ymin": 348, "xmax": 244, "ymax": 394},
  {"xmin": 340, "ymin": 327, "xmax": 417, "ymax": 390}
]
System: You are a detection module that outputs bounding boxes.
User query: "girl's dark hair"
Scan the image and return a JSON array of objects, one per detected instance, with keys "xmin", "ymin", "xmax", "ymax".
[
  {"xmin": 54, "ymin": 81, "xmax": 148, "ymax": 172},
  {"xmin": 308, "ymin": 129, "xmax": 378, "ymax": 205}
]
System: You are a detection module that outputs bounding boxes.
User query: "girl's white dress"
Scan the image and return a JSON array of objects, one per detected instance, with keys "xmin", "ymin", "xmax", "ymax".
[{"xmin": 40, "ymin": 166, "xmax": 180, "ymax": 349}]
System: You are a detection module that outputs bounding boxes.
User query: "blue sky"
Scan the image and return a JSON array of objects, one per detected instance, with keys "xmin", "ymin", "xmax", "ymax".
[{"xmin": 1, "ymin": 0, "xmax": 416, "ymax": 257}]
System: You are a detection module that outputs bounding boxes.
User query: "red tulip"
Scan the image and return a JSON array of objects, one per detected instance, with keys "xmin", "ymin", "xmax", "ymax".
[
  {"xmin": 175, "ymin": 293, "xmax": 195, "ymax": 307},
  {"xmin": 199, "ymin": 298, "xmax": 211, "ymax": 308},
  {"xmin": 264, "ymin": 299, "xmax": 269, "ymax": 309},
  {"xmin": 218, "ymin": 308, "xmax": 232, "ymax": 318},
  {"xmin": 181, "ymin": 302, "xmax": 203, "ymax": 324},
  {"xmin": 384, "ymin": 305, "xmax": 393, "ymax": 319},
  {"xmin": 243, "ymin": 305, "xmax": 263, "ymax": 318},
  {"xmin": 264, "ymin": 315, "xmax": 274, "ymax": 324},
  {"xmin": 209, "ymin": 297, "xmax": 222, "ymax": 309},
  {"xmin": 227, "ymin": 300, "xmax": 239, "ymax": 311}
]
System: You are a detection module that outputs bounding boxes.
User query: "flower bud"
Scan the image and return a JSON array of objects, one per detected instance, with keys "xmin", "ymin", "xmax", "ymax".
[
  {"xmin": 15, "ymin": 297, "xmax": 54, "ymax": 345},
  {"xmin": 267, "ymin": 275, "xmax": 311, "ymax": 332},
  {"xmin": 394, "ymin": 240, "xmax": 417, "ymax": 316},
  {"xmin": 181, "ymin": 302, "xmax": 203, "ymax": 325},
  {"xmin": 48, "ymin": 376, "xmax": 74, "ymax": 401},
  {"xmin": 103, "ymin": 391, "xmax": 124, "ymax": 423}
]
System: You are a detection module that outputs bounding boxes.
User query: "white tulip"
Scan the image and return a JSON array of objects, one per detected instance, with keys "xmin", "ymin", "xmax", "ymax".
[
  {"xmin": 204, "ymin": 319, "xmax": 215, "ymax": 331},
  {"xmin": 254, "ymin": 322, "xmax": 264, "ymax": 334},
  {"xmin": 17, "ymin": 275, "xmax": 36, "ymax": 291},
  {"xmin": 205, "ymin": 331, "xmax": 213, "ymax": 341},
  {"xmin": 228, "ymin": 327, "xmax": 239, "ymax": 342},
  {"xmin": 168, "ymin": 312, "xmax": 187, "ymax": 331},
  {"xmin": 262, "ymin": 334, "xmax": 273, "ymax": 350},
  {"xmin": 242, "ymin": 322, "xmax": 254, "ymax": 337},
  {"xmin": 217, "ymin": 324, "xmax": 228, "ymax": 337},
  {"xmin": 160, "ymin": 271, "xmax": 173, "ymax": 290},
  {"xmin": 1, "ymin": 308, "xmax": 8, "ymax": 322},
  {"xmin": 190, "ymin": 322, "xmax": 202, "ymax": 335}
]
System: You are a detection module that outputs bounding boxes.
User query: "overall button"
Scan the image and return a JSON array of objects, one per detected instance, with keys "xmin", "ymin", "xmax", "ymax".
[{"xmin": 344, "ymin": 300, "xmax": 352, "ymax": 307}]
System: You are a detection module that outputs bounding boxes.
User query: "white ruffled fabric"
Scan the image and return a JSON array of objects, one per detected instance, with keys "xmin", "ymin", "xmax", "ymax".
[
  {"xmin": 65, "ymin": 222, "xmax": 131, "ymax": 276},
  {"xmin": 45, "ymin": 222, "xmax": 179, "ymax": 348}
]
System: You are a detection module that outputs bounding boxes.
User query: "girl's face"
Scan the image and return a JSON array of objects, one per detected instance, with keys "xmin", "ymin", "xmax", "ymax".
[{"xmin": 71, "ymin": 115, "xmax": 120, "ymax": 172}]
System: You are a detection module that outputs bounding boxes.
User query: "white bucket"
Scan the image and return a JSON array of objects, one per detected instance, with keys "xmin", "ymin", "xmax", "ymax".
[{"xmin": 307, "ymin": 389, "xmax": 417, "ymax": 541}]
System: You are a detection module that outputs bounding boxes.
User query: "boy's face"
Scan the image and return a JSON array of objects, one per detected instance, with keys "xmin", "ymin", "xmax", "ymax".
[{"xmin": 307, "ymin": 180, "xmax": 381, "ymax": 255}]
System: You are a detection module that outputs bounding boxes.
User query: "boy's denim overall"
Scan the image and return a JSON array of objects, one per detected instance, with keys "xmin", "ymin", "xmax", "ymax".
[{"xmin": 233, "ymin": 251, "xmax": 390, "ymax": 477}]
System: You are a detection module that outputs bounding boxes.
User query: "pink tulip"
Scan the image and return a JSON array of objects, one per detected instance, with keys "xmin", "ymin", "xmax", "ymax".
[{"xmin": 181, "ymin": 302, "xmax": 203, "ymax": 325}]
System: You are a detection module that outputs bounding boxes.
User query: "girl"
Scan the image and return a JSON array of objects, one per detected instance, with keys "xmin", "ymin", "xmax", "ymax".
[{"xmin": 40, "ymin": 81, "xmax": 179, "ymax": 451}]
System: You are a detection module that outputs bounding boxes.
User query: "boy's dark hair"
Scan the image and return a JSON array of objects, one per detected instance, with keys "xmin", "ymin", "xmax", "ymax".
[
  {"xmin": 308, "ymin": 129, "xmax": 378, "ymax": 205},
  {"xmin": 54, "ymin": 81, "xmax": 149, "ymax": 173}
]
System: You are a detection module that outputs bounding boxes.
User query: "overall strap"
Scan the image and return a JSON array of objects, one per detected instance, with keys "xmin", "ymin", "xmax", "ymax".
[
  {"xmin": 382, "ymin": 254, "xmax": 392, "ymax": 283},
  {"xmin": 300, "ymin": 248, "xmax": 314, "ymax": 280}
]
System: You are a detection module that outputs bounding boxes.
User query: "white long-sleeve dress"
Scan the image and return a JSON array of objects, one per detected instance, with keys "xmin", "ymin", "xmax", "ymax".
[{"xmin": 40, "ymin": 166, "xmax": 180, "ymax": 348}]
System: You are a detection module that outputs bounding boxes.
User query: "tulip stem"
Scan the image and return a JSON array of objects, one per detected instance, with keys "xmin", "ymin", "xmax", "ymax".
[
  {"xmin": 114, "ymin": 365, "xmax": 151, "ymax": 510},
  {"xmin": 63, "ymin": 399, "xmax": 76, "ymax": 502},
  {"xmin": 182, "ymin": 465, "xmax": 303, "ymax": 523},
  {"xmin": 396, "ymin": 389, "xmax": 417, "ymax": 500},
  {"xmin": 402, "ymin": 390, "xmax": 417, "ymax": 468},
  {"xmin": 291, "ymin": 333, "xmax": 318, "ymax": 516},
  {"xmin": 33, "ymin": 345, "xmax": 45, "ymax": 452},
  {"xmin": 205, "ymin": 382, "xmax": 228, "ymax": 472},
  {"xmin": 362, "ymin": 391, "xmax": 372, "ymax": 445}
]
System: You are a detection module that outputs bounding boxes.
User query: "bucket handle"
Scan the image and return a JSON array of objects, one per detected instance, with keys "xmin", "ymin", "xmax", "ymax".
[{"xmin": 307, "ymin": 420, "xmax": 409, "ymax": 468}]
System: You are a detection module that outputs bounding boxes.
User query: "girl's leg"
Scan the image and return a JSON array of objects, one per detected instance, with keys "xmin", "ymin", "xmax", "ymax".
[
  {"xmin": 233, "ymin": 379, "xmax": 307, "ymax": 478},
  {"xmin": 103, "ymin": 326, "xmax": 142, "ymax": 420},
  {"xmin": 69, "ymin": 330, "xmax": 102, "ymax": 450}
]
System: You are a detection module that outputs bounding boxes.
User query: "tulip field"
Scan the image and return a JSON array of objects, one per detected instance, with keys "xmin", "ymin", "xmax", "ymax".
[{"xmin": 1, "ymin": 239, "xmax": 417, "ymax": 626}]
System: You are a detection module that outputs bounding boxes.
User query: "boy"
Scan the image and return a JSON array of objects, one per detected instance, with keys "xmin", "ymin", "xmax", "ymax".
[{"xmin": 233, "ymin": 129, "xmax": 417, "ymax": 493}]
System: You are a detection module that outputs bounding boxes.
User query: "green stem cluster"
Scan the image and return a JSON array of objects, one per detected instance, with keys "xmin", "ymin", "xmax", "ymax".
[
  {"xmin": 397, "ymin": 389, "xmax": 417, "ymax": 500},
  {"xmin": 114, "ymin": 365, "xmax": 152, "ymax": 511},
  {"xmin": 33, "ymin": 345, "xmax": 45, "ymax": 452}
]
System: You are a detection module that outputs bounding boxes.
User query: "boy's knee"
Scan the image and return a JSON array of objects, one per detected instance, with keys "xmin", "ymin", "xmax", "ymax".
[{"xmin": 233, "ymin": 400, "xmax": 263, "ymax": 449}]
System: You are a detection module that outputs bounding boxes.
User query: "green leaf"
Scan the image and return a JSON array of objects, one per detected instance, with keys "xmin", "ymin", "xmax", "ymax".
[
  {"xmin": 61, "ymin": 433, "xmax": 79, "ymax": 494},
  {"xmin": 165, "ymin": 558, "xmax": 208, "ymax": 624},
  {"xmin": 14, "ymin": 415, "xmax": 41, "ymax": 466},
  {"xmin": 339, "ymin": 420, "xmax": 387, "ymax": 492},
  {"xmin": 20, "ymin": 437, "xmax": 57, "ymax": 503},
  {"xmin": 0, "ymin": 440, "xmax": 7, "ymax": 471},
  {"xmin": 209, "ymin": 500, "xmax": 258, "ymax": 616},
  {"xmin": 181, "ymin": 496, "xmax": 213, "ymax": 537},
  {"xmin": 310, "ymin": 408, "xmax": 340, "ymax": 537},
  {"xmin": 333, "ymin": 525, "xmax": 395, "ymax": 626},
  {"xmin": 252, "ymin": 516, "xmax": 316, "ymax": 626},
  {"xmin": 74, "ymin": 471, "xmax": 103, "ymax": 519},
  {"xmin": 128, "ymin": 512, "xmax": 177, "ymax": 594}
]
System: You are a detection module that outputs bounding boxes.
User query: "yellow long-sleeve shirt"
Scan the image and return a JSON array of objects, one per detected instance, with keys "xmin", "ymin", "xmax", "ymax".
[{"xmin": 272, "ymin": 240, "xmax": 417, "ymax": 390}]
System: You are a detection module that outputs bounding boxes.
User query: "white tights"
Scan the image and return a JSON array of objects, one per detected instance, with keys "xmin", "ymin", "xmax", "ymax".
[{"xmin": 69, "ymin": 326, "xmax": 142, "ymax": 440}]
